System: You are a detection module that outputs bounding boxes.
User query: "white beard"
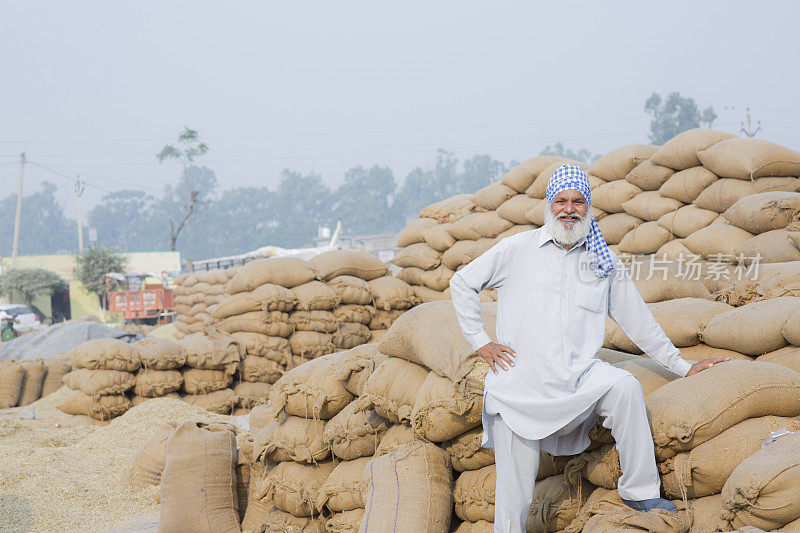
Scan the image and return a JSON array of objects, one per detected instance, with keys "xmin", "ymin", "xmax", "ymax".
[{"xmin": 544, "ymin": 206, "xmax": 592, "ymax": 247}]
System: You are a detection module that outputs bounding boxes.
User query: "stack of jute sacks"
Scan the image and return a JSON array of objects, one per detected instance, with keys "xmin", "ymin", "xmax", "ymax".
[
  {"xmin": 173, "ymin": 267, "xmax": 238, "ymax": 339},
  {"xmin": 0, "ymin": 358, "xmax": 70, "ymax": 408}
]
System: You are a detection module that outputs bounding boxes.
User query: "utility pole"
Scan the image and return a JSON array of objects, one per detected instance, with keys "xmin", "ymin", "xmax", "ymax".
[
  {"xmin": 11, "ymin": 152, "xmax": 25, "ymax": 269},
  {"xmin": 75, "ymin": 177, "xmax": 85, "ymax": 252},
  {"xmin": 740, "ymin": 107, "xmax": 762, "ymax": 137}
]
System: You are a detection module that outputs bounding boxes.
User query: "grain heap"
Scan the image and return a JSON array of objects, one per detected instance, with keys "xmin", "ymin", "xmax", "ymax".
[{"xmin": 172, "ymin": 267, "xmax": 237, "ymax": 339}]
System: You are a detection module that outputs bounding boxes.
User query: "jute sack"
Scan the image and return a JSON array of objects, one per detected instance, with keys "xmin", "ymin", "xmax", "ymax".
[
  {"xmin": 701, "ymin": 297, "xmax": 800, "ymax": 355},
  {"xmin": 390, "ymin": 242, "xmax": 442, "ymax": 270},
  {"xmin": 323, "ymin": 400, "xmax": 390, "ymax": 460},
  {"xmin": 564, "ymin": 443, "xmax": 621, "ymax": 490},
  {"xmin": 288, "ymin": 330, "xmax": 335, "ymax": 358},
  {"xmin": 526, "ymin": 474, "xmax": 594, "ymax": 533},
  {"xmin": 597, "ymin": 213, "xmax": 642, "ymax": 245},
  {"xmin": 686, "ymin": 494, "xmax": 725, "ymax": 533},
  {"xmin": 589, "ymin": 144, "xmax": 658, "ymax": 181},
  {"xmin": 694, "ymin": 177, "xmax": 799, "ymax": 213},
  {"xmin": 290, "ymin": 309, "xmax": 338, "ymax": 333},
  {"xmin": 214, "ymin": 284, "xmax": 299, "ymax": 318},
  {"xmin": 231, "ymin": 332, "xmax": 291, "ymax": 364},
  {"xmin": 360, "ymin": 441, "xmax": 452, "ymax": 533},
  {"xmin": 327, "ymin": 509, "xmax": 365, "ymax": 533},
  {"xmin": 188, "ymin": 302, "xmax": 207, "ymax": 316},
  {"xmin": 253, "ymin": 414, "xmax": 328, "ymax": 464},
  {"xmin": 651, "ymin": 128, "xmax": 738, "ymax": 170},
  {"xmin": 659, "ymin": 166, "xmax": 719, "ymax": 203},
  {"xmin": 412, "ymin": 285, "xmax": 448, "ymax": 303},
  {"xmin": 453, "ymin": 521, "xmax": 493, "ymax": 533},
  {"xmin": 182, "ymin": 368, "xmax": 233, "ymax": 394},
  {"xmin": 219, "ymin": 311, "xmax": 293, "ymax": 337},
  {"xmin": 467, "ymin": 237, "xmax": 498, "ymax": 263},
  {"xmin": 249, "ymin": 403, "xmax": 274, "ymax": 434},
  {"xmin": 698, "ymin": 137, "xmax": 800, "ymax": 179},
  {"xmin": 723, "ymin": 191, "xmax": 800, "ymax": 234},
  {"xmin": 328, "ymin": 275, "xmax": 373, "ymax": 305},
  {"xmin": 563, "ymin": 488, "xmax": 690, "ymax": 533},
  {"xmin": 720, "ymin": 431, "xmax": 800, "ymax": 531},
  {"xmin": 680, "ymin": 343, "xmax": 753, "ymax": 361},
  {"xmin": 183, "ymin": 389, "xmax": 238, "ymax": 414},
  {"xmin": 379, "ymin": 301, "xmax": 497, "ymax": 386},
  {"xmin": 442, "ymin": 240, "xmax": 476, "ymax": 270},
  {"xmin": 63, "ymin": 368, "xmax": 135, "ymax": 395},
  {"xmin": 397, "ymin": 217, "xmax": 439, "ymax": 247},
  {"xmin": 260, "ymin": 460, "xmax": 336, "ymax": 517},
  {"xmin": 420, "ymin": 194, "xmax": 478, "ymax": 223},
  {"xmin": 332, "ymin": 323, "xmax": 371, "ymax": 350},
  {"xmin": 41, "ymin": 360, "xmax": 71, "ymax": 397},
  {"xmin": 683, "ymin": 223, "xmax": 754, "ymax": 259},
  {"xmin": 625, "ymin": 160, "xmax": 674, "ymax": 191},
  {"xmin": 133, "ymin": 338, "xmax": 186, "ymax": 370},
  {"xmin": 497, "ymin": 194, "xmax": 540, "ymax": 224},
  {"xmin": 157, "ymin": 422, "xmax": 239, "ymax": 533},
  {"xmin": 618, "ymin": 221, "xmax": 673, "ymax": 254},
  {"xmin": 225, "ymin": 256, "xmax": 317, "ymax": 293},
  {"xmin": 627, "ymin": 261, "xmax": 711, "ymax": 303},
  {"xmin": 368, "ymin": 276, "xmax": 417, "ymax": 310},
  {"xmin": 57, "ymin": 391, "xmax": 131, "ymax": 420},
  {"xmin": 502, "ymin": 156, "xmax": 567, "ymax": 193},
  {"xmin": 269, "ymin": 352, "xmax": 354, "ymax": 420},
  {"xmin": 659, "ymin": 415, "xmax": 800, "ymax": 499},
  {"xmin": 423, "ymin": 222, "xmax": 457, "ymax": 251},
  {"xmin": 336, "ymin": 343, "xmax": 390, "ymax": 397},
  {"xmin": 410, "ymin": 371, "xmax": 482, "ymax": 442},
  {"xmin": 657, "ymin": 204, "xmax": 719, "ymax": 238},
  {"xmin": 17, "ymin": 360, "xmax": 45, "ymax": 406},
  {"xmin": 318, "ymin": 457, "xmax": 371, "ymax": 512},
  {"xmin": 449, "ymin": 212, "xmax": 513, "ymax": 241},
  {"xmin": 133, "ymin": 369, "xmax": 183, "ymax": 397},
  {"xmin": 71, "ymin": 338, "xmax": 140, "ymax": 371},
  {"xmin": 711, "ymin": 261, "xmax": 800, "ymax": 307},
  {"xmin": 129, "ymin": 422, "xmax": 178, "ymax": 486},
  {"xmin": 735, "ymin": 229, "xmax": 800, "ymax": 264},
  {"xmin": 525, "ymin": 199, "xmax": 547, "ymax": 225},
  {"xmin": 333, "ymin": 304, "xmax": 376, "ymax": 325},
  {"xmin": 374, "ymin": 424, "xmax": 415, "ymax": 456},
  {"xmin": 356, "ymin": 357, "xmax": 428, "ymax": 424},
  {"xmin": 758, "ymin": 345, "xmax": 800, "ymax": 372},
  {"xmin": 498, "ymin": 224, "xmax": 537, "ymax": 239},
  {"xmin": 611, "ymin": 359, "xmax": 679, "ymax": 395},
  {"xmin": 233, "ymin": 381, "xmax": 271, "ymax": 408},
  {"xmin": 472, "ymin": 182, "xmax": 517, "ymax": 210},
  {"xmin": 179, "ymin": 333, "xmax": 241, "ymax": 374},
  {"xmin": 253, "ymin": 507, "xmax": 326, "ymax": 533},
  {"xmin": 590, "ymin": 180, "xmax": 643, "ymax": 213},
  {"xmin": 444, "ymin": 426, "xmax": 495, "ymax": 472},
  {"xmin": 645, "ymin": 360, "xmax": 800, "ymax": 460},
  {"xmin": 293, "ymin": 280, "xmax": 340, "ymax": 311},
  {"xmin": 621, "ymin": 191, "xmax": 682, "ymax": 221},
  {"xmin": 454, "ymin": 464, "xmax": 495, "ymax": 522},
  {"xmin": 310, "ymin": 250, "xmax": 388, "ymax": 282},
  {"xmin": 420, "ymin": 263, "xmax": 456, "ymax": 291}
]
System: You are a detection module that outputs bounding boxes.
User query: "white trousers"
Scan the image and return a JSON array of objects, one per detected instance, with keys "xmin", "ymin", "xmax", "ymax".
[{"xmin": 491, "ymin": 375, "xmax": 661, "ymax": 533}]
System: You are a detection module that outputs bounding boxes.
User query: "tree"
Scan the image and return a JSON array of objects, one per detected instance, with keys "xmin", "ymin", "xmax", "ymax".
[
  {"xmin": 156, "ymin": 127, "xmax": 212, "ymax": 250},
  {"xmin": 644, "ymin": 92, "xmax": 717, "ymax": 144},
  {"xmin": 0, "ymin": 268, "xmax": 67, "ymax": 311},
  {"xmin": 333, "ymin": 165, "xmax": 397, "ymax": 235},
  {"xmin": 539, "ymin": 142, "xmax": 599, "ymax": 164},
  {"xmin": 271, "ymin": 169, "xmax": 334, "ymax": 248},
  {"xmin": 460, "ymin": 155, "xmax": 507, "ymax": 192},
  {"xmin": 75, "ymin": 245, "xmax": 127, "ymax": 308},
  {"xmin": 88, "ymin": 190, "xmax": 155, "ymax": 252},
  {"xmin": 0, "ymin": 182, "xmax": 74, "ymax": 255}
]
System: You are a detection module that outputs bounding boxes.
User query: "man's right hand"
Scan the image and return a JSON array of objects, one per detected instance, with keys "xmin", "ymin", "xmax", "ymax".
[{"xmin": 477, "ymin": 342, "xmax": 516, "ymax": 374}]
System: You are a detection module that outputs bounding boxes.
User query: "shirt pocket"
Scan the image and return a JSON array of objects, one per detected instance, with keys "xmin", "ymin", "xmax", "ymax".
[{"xmin": 576, "ymin": 279, "xmax": 608, "ymax": 314}]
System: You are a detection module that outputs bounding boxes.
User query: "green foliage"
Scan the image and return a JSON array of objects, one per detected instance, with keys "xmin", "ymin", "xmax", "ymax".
[
  {"xmin": 540, "ymin": 142, "xmax": 600, "ymax": 164},
  {"xmin": 156, "ymin": 127, "xmax": 209, "ymax": 164},
  {"xmin": 332, "ymin": 165, "xmax": 397, "ymax": 236},
  {"xmin": 75, "ymin": 245, "xmax": 127, "ymax": 304},
  {"xmin": 0, "ymin": 182, "xmax": 74, "ymax": 255},
  {"xmin": 645, "ymin": 92, "xmax": 717, "ymax": 145},
  {"xmin": 0, "ymin": 268, "xmax": 67, "ymax": 309}
]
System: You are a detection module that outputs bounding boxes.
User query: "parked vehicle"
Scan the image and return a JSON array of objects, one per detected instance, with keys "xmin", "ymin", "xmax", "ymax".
[{"xmin": 0, "ymin": 304, "xmax": 43, "ymax": 334}]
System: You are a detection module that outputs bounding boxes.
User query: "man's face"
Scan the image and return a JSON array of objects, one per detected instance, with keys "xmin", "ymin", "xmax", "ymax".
[{"xmin": 550, "ymin": 189, "xmax": 588, "ymax": 228}]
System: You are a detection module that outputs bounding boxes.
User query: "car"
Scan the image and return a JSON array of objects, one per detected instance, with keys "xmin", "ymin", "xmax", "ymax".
[{"xmin": 0, "ymin": 304, "xmax": 43, "ymax": 333}]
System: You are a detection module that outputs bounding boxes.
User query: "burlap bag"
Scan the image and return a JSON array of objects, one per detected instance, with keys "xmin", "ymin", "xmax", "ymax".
[
  {"xmin": 449, "ymin": 212, "xmax": 513, "ymax": 241},
  {"xmin": 374, "ymin": 424, "xmax": 415, "ymax": 456},
  {"xmin": 17, "ymin": 360, "xmax": 45, "ymax": 406},
  {"xmin": 419, "ymin": 194, "xmax": 478, "ymax": 223},
  {"xmin": 133, "ymin": 338, "xmax": 186, "ymax": 370},
  {"xmin": 659, "ymin": 166, "xmax": 719, "ymax": 204},
  {"xmin": 472, "ymin": 182, "xmax": 517, "ymax": 210},
  {"xmin": 57, "ymin": 391, "xmax": 131, "ymax": 420},
  {"xmin": 497, "ymin": 195, "xmax": 540, "ymax": 224},
  {"xmin": 622, "ymin": 191, "xmax": 682, "ymax": 221},
  {"xmin": 758, "ymin": 345, "xmax": 800, "ymax": 373},
  {"xmin": 682, "ymin": 223, "xmax": 754, "ymax": 259},
  {"xmin": 698, "ymin": 137, "xmax": 800, "ymax": 179},
  {"xmin": 443, "ymin": 427, "xmax": 495, "ymax": 472},
  {"xmin": 501, "ymin": 155, "xmax": 566, "ymax": 192},
  {"xmin": 657, "ymin": 204, "xmax": 719, "ymax": 238},
  {"xmin": 453, "ymin": 520, "xmax": 494, "ymax": 532},
  {"xmin": 356, "ymin": 357, "xmax": 428, "ymax": 424},
  {"xmin": 720, "ymin": 431, "xmax": 800, "ymax": 531},
  {"xmin": 618, "ymin": 221, "xmax": 673, "ymax": 254},
  {"xmin": 183, "ymin": 389, "xmax": 238, "ymax": 414},
  {"xmin": 234, "ymin": 381, "xmax": 270, "ymax": 408},
  {"xmin": 333, "ymin": 304, "xmax": 376, "ymax": 325},
  {"xmin": 702, "ymin": 297, "xmax": 800, "ymax": 355},
  {"xmin": 133, "ymin": 369, "xmax": 183, "ymax": 397},
  {"xmin": 309, "ymin": 250, "xmax": 388, "ymax": 282},
  {"xmin": 686, "ymin": 493, "xmax": 725, "ymax": 533},
  {"xmin": 260, "ymin": 460, "xmax": 336, "ymax": 517},
  {"xmin": 293, "ymin": 280, "xmax": 340, "ymax": 311},
  {"xmin": 318, "ymin": 457, "xmax": 370, "ymax": 512},
  {"xmin": 240, "ymin": 356, "xmax": 284, "ymax": 384},
  {"xmin": 589, "ymin": 180, "xmax": 643, "ymax": 213},
  {"xmin": 442, "ymin": 240, "xmax": 476, "ymax": 270},
  {"xmin": 335, "ymin": 343, "xmax": 390, "ymax": 397},
  {"xmin": 367, "ymin": 309, "xmax": 403, "ymax": 330},
  {"xmin": 660, "ymin": 415, "xmax": 800, "ymax": 499},
  {"xmin": 650, "ymin": 128, "xmax": 735, "ymax": 169},
  {"xmin": 694, "ymin": 177, "xmax": 799, "ymax": 213},
  {"xmin": 368, "ymin": 276, "xmax": 417, "ymax": 311},
  {"xmin": 420, "ymin": 263, "xmax": 456, "ymax": 291},
  {"xmin": 735, "ymin": 229, "xmax": 800, "ymax": 264},
  {"xmin": 157, "ymin": 422, "xmax": 239, "ymax": 533},
  {"xmin": 219, "ymin": 311, "xmax": 293, "ymax": 337},
  {"xmin": 212, "ymin": 284, "xmax": 299, "ymax": 319},
  {"xmin": 231, "ymin": 332, "xmax": 292, "ymax": 364},
  {"xmin": 241, "ymin": 462, "xmax": 273, "ymax": 532},
  {"xmin": 564, "ymin": 443, "xmax": 621, "ymax": 491},
  {"xmin": 179, "ymin": 333, "xmax": 241, "ymax": 374},
  {"xmin": 598, "ymin": 213, "xmax": 643, "ymax": 245},
  {"xmin": 396, "ymin": 266, "xmax": 425, "ymax": 286},
  {"xmin": 359, "ymin": 441, "xmax": 452, "ymax": 533},
  {"xmin": 590, "ymin": 144, "xmax": 658, "ymax": 181},
  {"xmin": 323, "ymin": 400, "xmax": 390, "ymax": 460},
  {"xmin": 288, "ymin": 330, "xmax": 335, "ymax": 359},
  {"xmin": 328, "ymin": 275, "xmax": 374, "ymax": 305},
  {"xmin": 225, "ymin": 257, "xmax": 317, "ymax": 293},
  {"xmin": 722, "ymin": 191, "xmax": 800, "ymax": 234},
  {"xmin": 290, "ymin": 309, "xmax": 338, "ymax": 333},
  {"xmin": 129, "ymin": 422, "xmax": 178, "ymax": 486},
  {"xmin": 625, "ymin": 160, "xmax": 674, "ymax": 191},
  {"xmin": 611, "ymin": 358, "xmax": 678, "ymax": 395},
  {"xmin": 269, "ymin": 352, "xmax": 354, "ymax": 420},
  {"xmin": 712, "ymin": 261, "xmax": 800, "ymax": 307},
  {"xmin": 645, "ymin": 360, "xmax": 800, "ymax": 460},
  {"xmin": 40, "ymin": 360, "xmax": 71, "ymax": 397},
  {"xmin": 397, "ymin": 218, "xmax": 440, "ymax": 247},
  {"xmin": 252, "ymin": 508, "xmax": 326, "ymax": 533},
  {"xmin": 526, "ymin": 474, "xmax": 594, "ymax": 533},
  {"xmin": 627, "ymin": 261, "xmax": 711, "ymax": 303},
  {"xmin": 253, "ymin": 414, "xmax": 328, "ymax": 464},
  {"xmin": 680, "ymin": 343, "xmax": 752, "ymax": 361},
  {"xmin": 410, "ymin": 371, "xmax": 482, "ymax": 442},
  {"xmin": 563, "ymin": 487, "xmax": 690, "ymax": 533},
  {"xmin": 249, "ymin": 403, "xmax": 274, "ymax": 434},
  {"xmin": 424, "ymin": 222, "xmax": 457, "ymax": 251},
  {"xmin": 390, "ymin": 242, "xmax": 443, "ymax": 270},
  {"xmin": 412, "ymin": 284, "xmax": 449, "ymax": 303},
  {"xmin": 63, "ymin": 368, "xmax": 135, "ymax": 395},
  {"xmin": 454, "ymin": 464, "xmax": 496, "ymax": 522},
  {"xmin": 182, "ymin": 368, "xmax": 233, "ymax": 394},
  {"xmin": 326, "ymin": 509, "xmax": 365, "ymax": 533},
  {"xmin": 71, "ymin": 338, "xmax": 140, "ymax": 371}
]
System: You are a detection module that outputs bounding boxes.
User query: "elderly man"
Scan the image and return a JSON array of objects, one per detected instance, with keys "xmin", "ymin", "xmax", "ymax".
[{"xmin": 449, "ymin": 164, "xmax": 726, "ymax": 533}]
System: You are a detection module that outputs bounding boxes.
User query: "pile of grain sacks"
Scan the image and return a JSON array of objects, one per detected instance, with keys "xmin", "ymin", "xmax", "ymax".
[
  {"xmin": 172, "ymin": 268, "xmax": 237, "ymax": 339},
  {"xmin": 0, "ymin": 358, "xmax": 70, "ymax": 408}
]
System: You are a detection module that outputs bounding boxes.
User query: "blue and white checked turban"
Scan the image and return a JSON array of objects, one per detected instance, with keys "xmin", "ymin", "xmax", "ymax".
[{"xmin": 545, "ymin": 164, "xmax": 615, "ymax": 278}]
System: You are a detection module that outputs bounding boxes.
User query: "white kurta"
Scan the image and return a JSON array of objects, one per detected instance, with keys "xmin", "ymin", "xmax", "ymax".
[{"xmin": 449, "ymin": 226, "xmax": 692, "ymax": 456}]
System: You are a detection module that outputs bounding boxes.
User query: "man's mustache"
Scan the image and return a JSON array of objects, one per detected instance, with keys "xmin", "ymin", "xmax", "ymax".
[{"xmin": 556, "ymin": 212, "xmax": 583, "ymax": 221}]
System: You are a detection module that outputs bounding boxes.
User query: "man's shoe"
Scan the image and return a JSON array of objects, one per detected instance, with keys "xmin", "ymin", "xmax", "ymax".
[{"xmin": 622, "ymin": 498, "xmax": 678, "ymax": 513}]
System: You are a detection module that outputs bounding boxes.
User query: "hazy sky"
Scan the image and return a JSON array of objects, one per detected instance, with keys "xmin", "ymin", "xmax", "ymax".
[{"xmin": 2, "ymin": 1, "xmax": 799, "ymax": 217}]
